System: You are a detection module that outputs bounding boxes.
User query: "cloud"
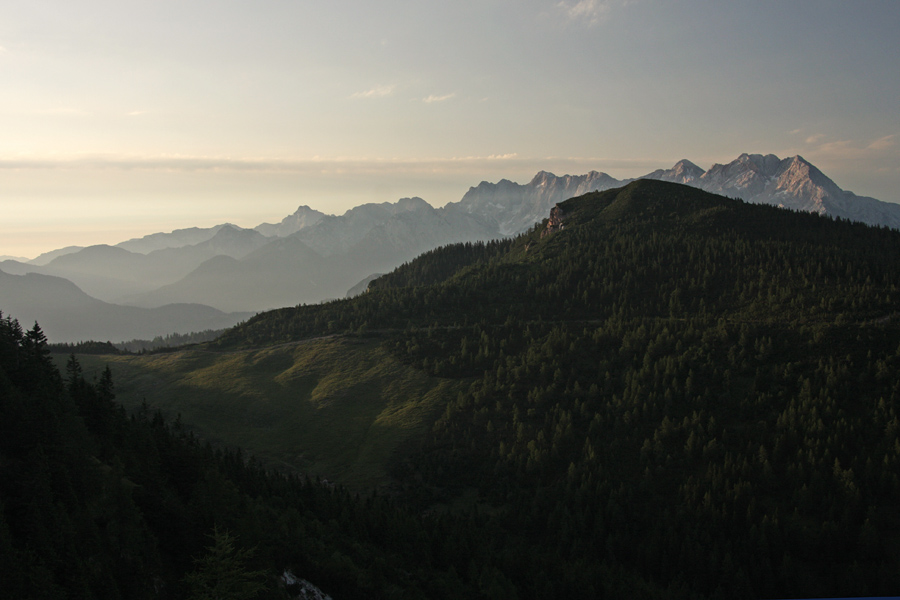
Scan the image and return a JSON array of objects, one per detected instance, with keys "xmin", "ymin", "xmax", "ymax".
[
  {"xmin": 560, "ymin": 0, "xmax": 609, "ymax": 24},
  {"xmin": 0, "ymin": 153, "xmax": 672, "ymax": 181},
  {"xmin": 799, "ymin": 134, "xmax": 899, "ymax": 162},
  {"xmin": 422, "ymin": 93, "xmax": 456, "ymax": 104},
  {"xmin": 351, "ymin": 84, "xmax": 395, "ymax": 99},
  {"xmin": 867, "ymin": 135, "xmax": 896, "ymax": 151},
  {"xmin": 0, "ymin": 152, "xmax": 632, "ymax": 179},
  {"xmin": 557, "ymin": 0, "xmax": 634, "ymax": 25}
]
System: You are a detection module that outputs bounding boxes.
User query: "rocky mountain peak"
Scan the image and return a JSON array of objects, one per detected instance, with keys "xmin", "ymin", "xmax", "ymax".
[
  {"xmin": 671, "ymin": 159, "xmax": 704, "ymax": 179},
  {"xmin": 734, "ymin": 153, "xmax": 783, "ymax": 176},
  {"xmin": 643, "ymin": 159, "xmax": 705, "ymax": 184},
  {"xmin": 395, "ymin": 197, "xmax": 433, "ymax": 212},
  {"xmin": 530, "ymin": 171, "xmax": 557, "ymax": 186},
  {"xmin": 254, "ymin": 205, "xmax": 326, "ymax": 238}
]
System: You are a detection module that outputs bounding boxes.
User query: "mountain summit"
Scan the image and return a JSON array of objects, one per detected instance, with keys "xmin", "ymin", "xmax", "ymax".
[
  {"xmin": 451, "ymin": 153, "xmax": 900, "ymax": 234},
  {"xmin": 692, "ymin": 153, "xmax": 900, "ymax": 229}
]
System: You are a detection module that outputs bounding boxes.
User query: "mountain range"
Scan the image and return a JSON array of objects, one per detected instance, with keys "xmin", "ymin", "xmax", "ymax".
[
  {"xmin": 0, "ymin": 269, "xmax": 252, "ymax": 343},
  {"xmin": 2, "ymin": 152, "xmax": 898, "ymax": 342},
  {"xmin": 450, "ymin": 153, "xmax": 900, "ymax": 234}
]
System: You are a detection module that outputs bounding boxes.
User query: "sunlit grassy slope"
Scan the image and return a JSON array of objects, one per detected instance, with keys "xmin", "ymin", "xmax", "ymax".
[{"xmin": 74, "ymin": 336, "xmax": 464, "ymax": 490}]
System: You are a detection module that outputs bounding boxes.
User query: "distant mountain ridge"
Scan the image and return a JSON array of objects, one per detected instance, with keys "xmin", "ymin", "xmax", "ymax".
[
  {"xmin": 0, "ymin": 269, "xmax": 250, "ymax": 342},
  {"xmin": 116, "ymin": 224, "xmax": 235, "ymax": 253},
  {"xmin": 445, "ymin": 170, "xmax": 621, "ymax": 235},
  {"xmin": 453, "ymin": 153, "xmax": 900, "ymax": 234},
  {"xmin": 121, "ymin": 195, "xmax": 497, "ymax": 312},
  {"xmin": 5, "ymin": 152, "xmax": 899, "ymax": 341}
]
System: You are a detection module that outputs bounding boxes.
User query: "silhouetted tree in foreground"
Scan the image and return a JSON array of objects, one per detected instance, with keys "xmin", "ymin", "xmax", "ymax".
[{"xmin": 184, "ymin": 527, "xmax": 267, "ymax": 600}]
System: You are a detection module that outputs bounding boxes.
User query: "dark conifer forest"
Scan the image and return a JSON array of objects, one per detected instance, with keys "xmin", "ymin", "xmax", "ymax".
[{"xmin": 4, "ymin": 180, "xmax": 900, "ymax": 598}]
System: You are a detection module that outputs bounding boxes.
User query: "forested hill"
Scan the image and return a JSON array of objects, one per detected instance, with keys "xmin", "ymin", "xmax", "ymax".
[
  {"xmin": 205, "ymin": 179, "xmax": 900, "ymax": 597},
  {"xmin": 214, "ymin": 179, "xmax": 900, "ymax": 348}
]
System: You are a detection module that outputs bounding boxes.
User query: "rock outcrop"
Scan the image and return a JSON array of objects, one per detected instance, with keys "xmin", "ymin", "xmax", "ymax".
[{"xmin": 541, "ymin": 205, "xmax": 566, "ymax": 237}]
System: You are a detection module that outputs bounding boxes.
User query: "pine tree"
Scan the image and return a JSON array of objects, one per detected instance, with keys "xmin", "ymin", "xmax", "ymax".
[{"xmin": 183, "ymin": 527, "xmax": 268, "ymax": 600}]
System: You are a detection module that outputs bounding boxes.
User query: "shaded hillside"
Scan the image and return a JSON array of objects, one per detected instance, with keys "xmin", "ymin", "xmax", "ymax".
[
  {"xmin": 75, "ymin": 336, "xmax": 466, "ymax": 489},
  {"xmin": 1, "ymin": 313, "xmax": 534, "ymax": 599},
  {"xmin": 82, "ymin": 180, "xmax": 900, "ymax": 598}
]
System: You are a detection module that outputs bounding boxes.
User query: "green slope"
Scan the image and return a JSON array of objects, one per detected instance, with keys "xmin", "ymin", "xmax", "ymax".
[
  {"xmin": 62, "ymin": 180, "xmax": 900, "ymax": 598},
  {"xmin": 75, "ymin": 336, "xmax": 464, "ymax": 489}
]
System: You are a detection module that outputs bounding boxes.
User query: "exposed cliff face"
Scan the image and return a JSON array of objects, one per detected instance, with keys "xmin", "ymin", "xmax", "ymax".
[{"xmin": 541, "ymin": 205, "xmax": 565, "ymax": 237}]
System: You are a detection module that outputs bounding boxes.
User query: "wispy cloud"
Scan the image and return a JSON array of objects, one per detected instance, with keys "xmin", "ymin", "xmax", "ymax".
[
  {"xmin": 422, "ymin": 93, "xmax": 456, "ymax": 104},
  {"xmin": 351, "ymin": 84, "xmax": 395, "ymax": 99},
  {"xmin": 867, "ymin": 135, "xmax": 896, "ymax": 151},
  {"xmin": 799, "ymin": 133, "xmax": 899, "ymax": 161},
  {"xmin": 557, "ymin": 0, "xmax": 634, "ymax": 26},
  {"xmin": 559, "ymin": 0, "xmax": 610, "ymax": 24},
  {"xmin": 0, "ymin": 152, "xmax": 671, "ymax": 180}
]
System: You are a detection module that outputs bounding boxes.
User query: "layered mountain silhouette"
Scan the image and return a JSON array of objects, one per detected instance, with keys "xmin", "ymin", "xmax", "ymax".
[
  {"xmin": 0, "ymin": 269, "xmax": 251, "ymax": 342},
  {"xmin": 4, "ymin": 153, "xmax": 898, "ymax": 341}
]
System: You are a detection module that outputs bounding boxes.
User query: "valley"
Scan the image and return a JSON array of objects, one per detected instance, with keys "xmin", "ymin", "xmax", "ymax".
[{"xmin": 73, "ymin": 335, "xmax": 464, "ymax": 490}]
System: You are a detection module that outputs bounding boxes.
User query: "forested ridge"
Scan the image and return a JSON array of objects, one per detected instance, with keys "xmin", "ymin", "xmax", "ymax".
[
  {"xmin": 5, "ymin": 179, "xmax": 900, "ymax": 598},
  {"xmin": 2, "ymin": 313, "xmax": 554, "ymax": 599}
]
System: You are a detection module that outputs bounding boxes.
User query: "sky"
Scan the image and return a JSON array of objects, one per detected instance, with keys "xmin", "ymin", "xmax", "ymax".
[{"xmin": 1, "ymin": 0, "xmax": 898, "ymax": 259}]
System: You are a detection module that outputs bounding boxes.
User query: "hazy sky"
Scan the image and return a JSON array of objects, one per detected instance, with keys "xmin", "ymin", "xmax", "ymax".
[{"xmin": 2, "ymin": 0, "xmax": 898, "ymax": 258}]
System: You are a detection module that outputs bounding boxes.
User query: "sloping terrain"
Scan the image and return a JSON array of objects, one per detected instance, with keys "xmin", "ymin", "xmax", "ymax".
[
  {"xmin": 54, "ymin": 180, "xmax": 900, "ymax": 597},
  {"xmin": 75, "ymin": 335, "xmax": 465, "ymax": 490}
]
